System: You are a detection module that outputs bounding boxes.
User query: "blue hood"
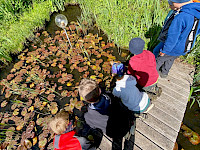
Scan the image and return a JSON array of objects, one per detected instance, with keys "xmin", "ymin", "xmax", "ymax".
[{"xmin": 181, "ymin": 3, "xmax": 200, "ymax": 19}]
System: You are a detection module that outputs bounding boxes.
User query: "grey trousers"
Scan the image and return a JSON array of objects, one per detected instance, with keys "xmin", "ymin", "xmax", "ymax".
[{"xmin": 156, "ymin": 54, "xmax": 178, "ymax": 75}]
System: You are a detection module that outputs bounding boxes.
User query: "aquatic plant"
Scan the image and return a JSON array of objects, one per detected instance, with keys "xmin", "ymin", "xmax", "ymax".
[{"xmin": 0, "ymin": 20, "xmax": 121, "ymax": 148}]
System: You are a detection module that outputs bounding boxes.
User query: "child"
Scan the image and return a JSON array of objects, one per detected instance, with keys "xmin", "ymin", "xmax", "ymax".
[
  {"xmin": 153, "ymin": 0, "xmax": 179, "ymax": 58},
  {"xmin": 127, "ymin": 38, "xmax": 161, "ymax": 98},
  {"xmin": 78, "ymin": 78, "xmax": 135, "ymax": 150},
  {"xmin": 49, "ymin": 110, "xmax": 96, "ymax": 150},
  {"xmin": 111, "ymin": 62, "xmax": 154, "ymax": 115},
  {"xmin": 156, "ymin": 0, "xmax": 200, "ymax": 78}
]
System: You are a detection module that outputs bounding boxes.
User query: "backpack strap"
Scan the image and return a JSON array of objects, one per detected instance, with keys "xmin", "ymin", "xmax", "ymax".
[{"xmin": 185, "ymin": 17, "xmax": 199, "ymax": 53}]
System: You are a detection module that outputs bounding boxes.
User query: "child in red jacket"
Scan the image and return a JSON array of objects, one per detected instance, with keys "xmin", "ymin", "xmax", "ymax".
[
  {"xmin": 127, "ymin": 38, "xmax": 162, "ymax": 99},
  {"xmin": 49, "ymin": 110, "xmax": 96, "ymax": 150}
]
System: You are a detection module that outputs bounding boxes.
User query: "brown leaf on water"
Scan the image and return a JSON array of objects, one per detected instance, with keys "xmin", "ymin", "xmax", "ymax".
[
  {"xmin": 61, "ymin": 90, "xmax": 68, "ymax": 97},
  {"xmin": 11, "ymin": 103, "xmax": 18, "ymax": 110},
  {"xmin": 58, "ymin": 64, "xmax": 63, "ymax": 69},
  {"xmin": 21, "ymin": 108, "xmax": 27, "ymax": 116},
  {"xmin": 1, "ymin": 100, "xmax": 8, "ymax": 107},
  {"xmin": 62, "ymin": 68, "xmax": 66, "ymax": 72},
  {"xmin": 24, "ymin": 139, "xmax": 32, "ymax": 149},
  {"xmin": 14, "ymin": 75, "xmax": 23, "ymax": 83},
  {"xmin": 75, "ymin": 101, "xmax": 84, "ymax": 110},
  {"xmin": 16, "ymin": 122, "xmax": 24, "ymax": 131},
  {"xmin": 39, "ymin": 138, "xmax": 47, "ymax": 149},
  {"xmin": 5, "ymin": 90, "xmax": 12, "ymax": 98},
  {"xmin": 14, "ymin": 61, "xmax": 24, "ymax": 70},
  {"xmin": 51, "ymin": 62, "xmax": 57, "ymax": 67},
  {"xmin": 47, "ymin": 94, "xmax": 55, "ymax": 101},
  {"xmin": 13, "ymin": 109, "xmax": 19, "ymax": 116},
  {"xmin": 58, "ymin": 86, "xmax": 63, "ymax": 90},
  {"xmin": 7, "ymin": 74, "xmax": 14, "ymax": 81}
]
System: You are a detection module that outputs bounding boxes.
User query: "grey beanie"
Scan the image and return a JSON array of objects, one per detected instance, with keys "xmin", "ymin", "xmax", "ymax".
[
  {"xmin": 169, "ymin": 0, "xmax": 191, "ymax": 4},
  {"xmin": 129, "ymin": 38, "xmax": 145, "ymax": 55}
]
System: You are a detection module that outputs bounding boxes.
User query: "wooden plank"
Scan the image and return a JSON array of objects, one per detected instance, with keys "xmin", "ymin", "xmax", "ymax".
[
  {"xmin": 134, "ymin": 130, "xmax": 162, "ymax": 150},
  {"xmin": 136, "ymin": 120, "xmax": 174, "ymax": 150},
  {"xmin": 148, "ymin": 106, "xmax": 181, "ymax": 132},
  {"xmin": 162, "ymin": 75, "xmax": 190, "ymax": 91},
  {"xmin": 133, "ymin": 144, "xmax": 142, "ymax": 150},
  {"xmin": 169, "ymin": 67, "xmax": 193, "ymax": 81},
  {"xmin": 159, "ymin": 79, "xmax": 190, "ymax": 97},
  {"xmin": 158, "ymin": 83, "xmax": 189, "ymax": 104},
  {"xmin": 99, "ymin": 135, "xmax": 112, "ymax": 150},
  {"xmin": 157, "ymin": 92, "xmax": 186, "ymax": 112},
  {"xmin": 140, "ymin": 113, "xmax": 178, "ymax": 142},
  {"xmin": 153, "ymin": 99, "xmax": 184, "ymax": 121}
]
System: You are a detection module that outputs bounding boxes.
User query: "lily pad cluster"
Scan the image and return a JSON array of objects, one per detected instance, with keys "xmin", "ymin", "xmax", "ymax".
[{"xmin": 0, "ymin": 21, "xmax": 120, "ymax": 149}]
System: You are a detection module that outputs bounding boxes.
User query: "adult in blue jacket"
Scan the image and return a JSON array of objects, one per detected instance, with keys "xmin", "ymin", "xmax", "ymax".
[{"xmin": 156, "ymin": 0, "xmax": 200, "ymax": 78}]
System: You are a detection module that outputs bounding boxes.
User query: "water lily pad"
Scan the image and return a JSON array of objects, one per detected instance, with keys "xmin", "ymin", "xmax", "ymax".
[
  {"xmin": 21, "ymin": 108, "xmax": 27, "ymax": 116},
  {"xmin": 58, "ymin": 86, "xmax": 63, "ymax": 90},
  {"xmin": 1, "ymin": 100, "xmax": 8, "ymax": 107},
  {"xmin": 75, "ymin": 101, "xmax": 84, "ymax": 110},
  {"xmin": 13, "ymin": 109, "xmax": 19, "ymax": 116},
  {"xmin": 36, "ymin": 118, "xmax": 44, "ymax": 126},
  {"xmin": 5, "ymin": 90, "xmax": 12, "ymax": 98},
  {"xmin": 47, "ymin": 94, "xmax": 55, "ymax": 101},
  {"xmin": 39, "ymin": 138, "xmax": 47, "ymax": 148},
  {"xmin": 24, "ymin": 139, "xmax": 32, "ymax": 149},
  {"xmin": 7, "ymin": 74, "xmax": 14, "ymax": 81},
  {"xmin": 16, "ymin": 122, "xmax": 24, "ymax": 131}
]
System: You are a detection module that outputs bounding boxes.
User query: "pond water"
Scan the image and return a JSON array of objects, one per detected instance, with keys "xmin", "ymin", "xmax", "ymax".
[{"xmin": 0, "ymin": 4, "xmax": 130, "ymax": 149}]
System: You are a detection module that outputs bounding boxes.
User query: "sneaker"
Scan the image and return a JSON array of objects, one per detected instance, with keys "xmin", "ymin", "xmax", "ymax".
[
  {"xmin": 148, "ymin": 93, "xmax": 158, "ymax": 101},
  {"xmin": 158, "ymin": 71, "xmax": 168, "ymax": 78},
  {"xmin": 155, "ymin": 87, "xmax": 162, "ymax": 97},
  {"xmin": 134, "ymin": 113, "xmax": 148, "ymax": 119}
]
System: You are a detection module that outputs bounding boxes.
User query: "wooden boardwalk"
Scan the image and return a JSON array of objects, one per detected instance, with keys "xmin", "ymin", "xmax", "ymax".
[{"xmin": 99, "ymin": 59, "xmax": 195, "ymax": 150}]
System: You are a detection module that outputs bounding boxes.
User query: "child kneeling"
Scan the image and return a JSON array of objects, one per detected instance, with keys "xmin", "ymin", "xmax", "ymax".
[{"xmin": 111, "ymin": 62, "xmax": 154, "ymax": 117}]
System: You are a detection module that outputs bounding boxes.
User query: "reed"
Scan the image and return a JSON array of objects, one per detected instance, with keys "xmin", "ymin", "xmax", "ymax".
[
  {"xmin": 76, "ymin": 0, "xmax": 168, "ymax": 49},
  {"xmin": 0, "ymin": 0, "xmax": 72, "ymax": 62}
]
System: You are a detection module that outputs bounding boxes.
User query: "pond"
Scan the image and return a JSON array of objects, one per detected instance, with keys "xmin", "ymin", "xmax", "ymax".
[{"xmin": 0, "ymin": 4, "xmax": 129, "ymax": 149}]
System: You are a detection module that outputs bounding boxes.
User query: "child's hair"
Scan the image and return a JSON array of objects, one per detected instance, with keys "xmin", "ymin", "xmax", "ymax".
[
  {"xmin": 49, "ymin": 110, "xmax": 69, "ymax": 135},
  {"xmin": 78, "ymin": 78, "xmax": 100, "ymax": 103}
]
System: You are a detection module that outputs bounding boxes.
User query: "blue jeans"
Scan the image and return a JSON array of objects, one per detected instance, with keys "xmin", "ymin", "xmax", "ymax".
[{"xmin": 153, "ymin": 42, "xmax": 164, "ymax": 58}]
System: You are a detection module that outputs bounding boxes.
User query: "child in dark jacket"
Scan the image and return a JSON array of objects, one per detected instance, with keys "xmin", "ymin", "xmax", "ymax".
[
  {"xmin": 78, "ymin": 78, "xmax": 135, "ymax": 150},
  {"xmin": 156, "ymin": 0, "xmax": 200, "ymax": 78},
  {"xmin": 127, "ymin": 38, "xmax": 161, "ymax": 98},
  {"xmin": 49, "ymin": 110, "xmax": 96, "ymax": 150}
]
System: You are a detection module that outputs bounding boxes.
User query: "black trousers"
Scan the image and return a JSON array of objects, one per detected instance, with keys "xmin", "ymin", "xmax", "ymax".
[
  {"xmin": 112, "ymin": 122, "xmax": 136, "ymax": 150},
  {"xmin": 112, "ymin": 134, "xmax": 135, "ymax": 150},
  {"xmin": 156, "ymin": 54, "xmax": 178, "ymax": 75}
]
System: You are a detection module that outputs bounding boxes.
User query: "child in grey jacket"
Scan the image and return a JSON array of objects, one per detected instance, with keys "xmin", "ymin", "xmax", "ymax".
[{"xmin": 111, "ymin": 62, "xmax": 154, "ymax": 114}]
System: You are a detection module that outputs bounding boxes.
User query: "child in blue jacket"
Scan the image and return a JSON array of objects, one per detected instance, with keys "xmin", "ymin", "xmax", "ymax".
[
  {"xmin": 156, "ymin": 0, "xmax": 200, "ymax": 78},
  {"xmin": 153, "ymin": 0, "xmax": 179, "ymax": 58}
]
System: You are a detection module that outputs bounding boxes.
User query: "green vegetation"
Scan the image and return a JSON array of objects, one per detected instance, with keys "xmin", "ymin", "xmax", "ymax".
[
  {"xmin": 0, "ymin": 0, "xmax": 72, "ymax": 62},
  {"xmin": 76, "ymin": 0, "xmax": 168, "ymax": 49},
  {"xmin": 0, "ymin": 0, "xmax": 199, "ymax": 66}
]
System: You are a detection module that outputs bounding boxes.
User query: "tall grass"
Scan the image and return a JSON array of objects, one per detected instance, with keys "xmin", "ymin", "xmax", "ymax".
[
  {"xmin": 0, "ymin": 0, "xmax": 72, "ymax": 62},
  {"xmin": 76, "ymin": 0, "xmax": 168, "ymax": 48}
]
